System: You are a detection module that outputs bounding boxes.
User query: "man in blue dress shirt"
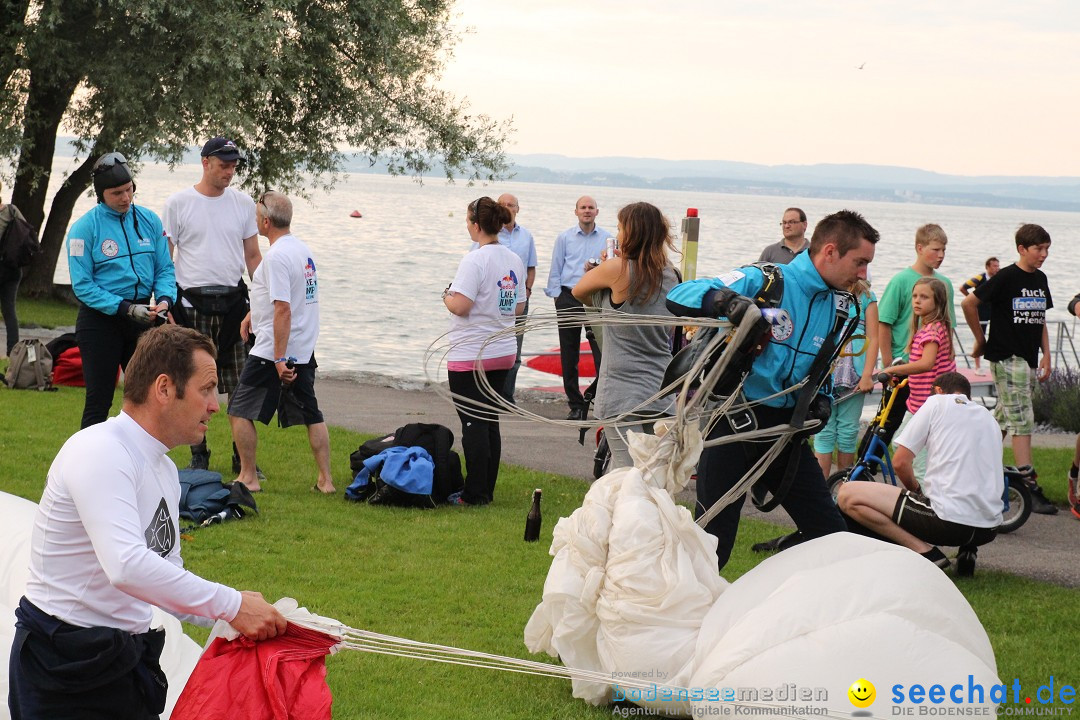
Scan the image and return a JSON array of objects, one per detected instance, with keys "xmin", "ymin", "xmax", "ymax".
[
  {"xmin": 496, "ymin": 193, "xmax": 537, "ymax": 404},
  {"xmin": 544, "ymin": 195, "xmax": 612, "ymax": 420}
]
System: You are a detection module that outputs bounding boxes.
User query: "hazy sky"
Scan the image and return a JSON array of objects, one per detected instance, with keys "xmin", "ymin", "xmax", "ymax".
[{"xmin": 440, "ymin": 1, "xmax": 1079, "ymax": 177}]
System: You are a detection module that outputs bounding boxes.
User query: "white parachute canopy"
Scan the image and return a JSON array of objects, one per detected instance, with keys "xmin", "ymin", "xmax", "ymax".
[
  {"xmin": 0, "ymin": 490, "xmax": 203, "ymax": 720},
  {"xmin": 524, "ymin": 422, "xmax": 1000, "ymax": 717}
]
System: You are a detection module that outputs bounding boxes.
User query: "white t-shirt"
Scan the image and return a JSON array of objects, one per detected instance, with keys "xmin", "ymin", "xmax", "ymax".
[
  {"xmin": 249, "ymin": 233, "xmax": 320, "ymax": 363},
  {"xmin": 447, "ymin": 243, "xmax": 525, "ymax": 362},
  {"xmin": 162, "ymin": 186, "xmax": 258, "ymax": 293},
  {"xmin": 25, "ymin": 412, "xmax": 241, "ymax": 633},
  {"xmin": 895, "ymin": 393, "xmax": 1004, "ymax": 528}
]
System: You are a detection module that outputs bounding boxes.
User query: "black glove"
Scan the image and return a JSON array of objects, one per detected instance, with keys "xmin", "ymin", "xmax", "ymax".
[{"xmin": 708, "ymin": 287, "xmax": 754, "ymax": 325}]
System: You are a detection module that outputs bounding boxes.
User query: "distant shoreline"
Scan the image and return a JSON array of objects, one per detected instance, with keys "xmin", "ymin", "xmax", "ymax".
[{"xmin": 48, "ymin": 138, "xmax": 1080, "ymax": 215}]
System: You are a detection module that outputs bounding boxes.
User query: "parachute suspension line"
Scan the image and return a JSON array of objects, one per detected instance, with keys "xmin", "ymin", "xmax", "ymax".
[
  {"xmin": 288, "ymin": 619, "xmax": 854, "ymax": 719},
  {"xmin": 424, "ymin": 307, "xmax": 822, "ymax": 517}
]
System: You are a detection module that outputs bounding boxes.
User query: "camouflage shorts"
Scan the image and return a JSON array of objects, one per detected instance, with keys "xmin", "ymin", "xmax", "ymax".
[
  {"xmin": 186, "ymin": 305, "xmax": 249, "ymax": 395},
  {"xmin": 991, "ymin": 356, "xmax": 1035, "ymax": 436}
]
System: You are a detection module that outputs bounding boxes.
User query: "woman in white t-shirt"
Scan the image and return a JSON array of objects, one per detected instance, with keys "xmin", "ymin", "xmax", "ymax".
[{"xmin": 443, "ymin": 197, "xmax": 526, "ymax": 505}]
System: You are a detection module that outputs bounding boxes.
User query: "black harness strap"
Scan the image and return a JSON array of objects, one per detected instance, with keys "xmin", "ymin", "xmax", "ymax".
[{"xmin": 752, "ymin": 291, "xmax": 860, "ymax": 512}]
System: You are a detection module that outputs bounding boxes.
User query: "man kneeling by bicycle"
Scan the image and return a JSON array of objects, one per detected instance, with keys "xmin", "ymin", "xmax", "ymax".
[{"xmin": 838, "ymin": 371, "xmax": 1001, "ymax": 575}]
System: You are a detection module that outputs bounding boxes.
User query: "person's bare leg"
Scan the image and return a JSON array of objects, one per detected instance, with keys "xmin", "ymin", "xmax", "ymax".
[
  {"xmin": 229, "ymin": 415, "xmax": 261, "ymax": 492},
  {"xmin": 815, "ymin": 452, "xmax": 832, "ymax": 479},
  {"xmin": 307, "ymin": 422, "xmax": 335, "ymax": 493},
  {"xmin": 837, "ymin": 451, "xmax": 856, "ymax": 471},
  {"xmin": 1011, "ymin": 433, "xmax": 1033, "ymax": 469},
  {"xmin": 837, "ymin": 482, "xmax": 932, "ymax": 553}
]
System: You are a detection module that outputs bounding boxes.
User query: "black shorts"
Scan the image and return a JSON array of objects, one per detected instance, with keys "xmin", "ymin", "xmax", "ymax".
[
  {"xmin": 892, "ymin": 491, "xmax": 997, "ymax": 547},
  {"xmin": 227, "ymin": 355, "xmax": 324, "ymax": 427}
]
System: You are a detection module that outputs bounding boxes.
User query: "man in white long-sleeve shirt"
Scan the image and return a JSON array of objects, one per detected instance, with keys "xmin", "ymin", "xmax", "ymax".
[{"xmin": 9, "ymin": 325, "xmax": 285, "ymax": 720}]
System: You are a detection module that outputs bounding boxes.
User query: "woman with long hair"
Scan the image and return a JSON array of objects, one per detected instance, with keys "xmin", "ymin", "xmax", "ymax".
[
  {"xmin": 573, "ymin": 201, "xmax": 679, "ymax": 469},
  {"xmin": 443, "ymin": 196, "xmax": 526, "ymax": 505}
]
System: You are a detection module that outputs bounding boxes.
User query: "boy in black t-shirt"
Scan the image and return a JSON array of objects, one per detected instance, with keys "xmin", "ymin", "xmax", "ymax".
[{"xmin": 961, "ymin": 224, "xmax": 1056, "ymax": 514}]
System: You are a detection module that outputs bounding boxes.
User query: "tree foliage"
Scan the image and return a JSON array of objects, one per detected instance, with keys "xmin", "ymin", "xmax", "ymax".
[{"xmin": 1, "ymin": 0, "xmax": 511, "ymax": 296}]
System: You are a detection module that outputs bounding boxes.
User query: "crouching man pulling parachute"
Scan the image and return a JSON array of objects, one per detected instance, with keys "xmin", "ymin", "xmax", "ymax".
[{"xmin": 664, "ymin": 209, "xmax": 878, "ymax": 571}]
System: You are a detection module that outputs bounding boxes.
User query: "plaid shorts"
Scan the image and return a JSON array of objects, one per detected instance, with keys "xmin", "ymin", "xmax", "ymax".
[
  {"xmin": 185, "ymin": 304, "xmax": 249, "ymax": 395},
  {"xmin": 991, "ymin": 356, "xmax": 1035, "ymax": 436}
]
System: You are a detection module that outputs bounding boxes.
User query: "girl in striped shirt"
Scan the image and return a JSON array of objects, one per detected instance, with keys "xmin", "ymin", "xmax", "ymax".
[{"xmin": 887, "ymin": 277, "xmax": 957, "ymax": 414}]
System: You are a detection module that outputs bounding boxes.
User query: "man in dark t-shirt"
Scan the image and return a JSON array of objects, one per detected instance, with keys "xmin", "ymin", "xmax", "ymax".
[
  {"xmin": 959, "ymin": 256, "xmax": 1000, "ymax": 374},
  {"xmin": 961, "ymin": 224, "xmax": 1056, "ymax": 514}
]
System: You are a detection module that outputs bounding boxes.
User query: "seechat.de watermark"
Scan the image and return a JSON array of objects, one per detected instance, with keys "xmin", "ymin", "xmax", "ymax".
[{"xmin": 887, "ymin": 676, "xmax": 1075, "ymax": 715}]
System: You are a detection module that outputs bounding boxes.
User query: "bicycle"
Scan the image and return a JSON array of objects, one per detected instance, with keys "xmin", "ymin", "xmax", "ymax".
[
  {"xmin": 826, "ymin": 374, "xmax": 1031, "ymax": 537},
  {"xmin": 754, "ymin": 374, "xmax": 1032, "ymax": 572}
]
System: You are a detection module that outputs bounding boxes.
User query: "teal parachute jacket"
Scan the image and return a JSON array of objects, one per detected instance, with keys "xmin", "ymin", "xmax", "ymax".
[
  {"xmin": 666, "ymin": 251, "xmax": 847, "ymax": 409},
  {"xmin": 67, "ymin": 203, "xmax": 175, "ymax": 315}
]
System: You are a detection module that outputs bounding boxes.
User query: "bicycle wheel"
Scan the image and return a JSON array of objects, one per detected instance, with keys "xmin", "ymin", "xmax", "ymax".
[
  {"xmin": 998, "ymin": 479, "xmax": 1031, "ymax": 534},
  {"xmin": 827, "ymin": 467, "xmax": 852, "ymax": 505}
]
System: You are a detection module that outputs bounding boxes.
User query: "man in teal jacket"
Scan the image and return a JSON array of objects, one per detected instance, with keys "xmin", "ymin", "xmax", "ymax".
[
  {"xmin": 667, "ymin": 210, "xmax": 879, "ymax": 569},
  {"xmin": 68, "ymin": 152, "xmax": 175, "ymax": 428}
]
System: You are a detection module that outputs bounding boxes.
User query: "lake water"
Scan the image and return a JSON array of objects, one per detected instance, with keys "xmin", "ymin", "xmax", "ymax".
[{"xmin": 49, "ymin": 162, "xmax": 1080, "ymax": 388}]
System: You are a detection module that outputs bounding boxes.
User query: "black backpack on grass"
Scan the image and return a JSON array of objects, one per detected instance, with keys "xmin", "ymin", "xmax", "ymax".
[{"xmin": 347, "ymin": 423, "xmax": 464, "ymax": 507}]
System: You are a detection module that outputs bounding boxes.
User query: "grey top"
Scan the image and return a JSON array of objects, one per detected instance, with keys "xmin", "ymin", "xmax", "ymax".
[
  {"xmin": 593, "ymin": 264, "xmax": 679, "ymax": 419},
  {"xmin": 758, "ymin": 239, "xmax": 808, "ymax": 265}
]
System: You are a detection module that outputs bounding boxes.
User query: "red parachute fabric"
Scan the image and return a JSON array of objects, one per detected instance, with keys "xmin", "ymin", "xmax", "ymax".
[
  {"xmin": 170, "ymin": 623, "xmax": 338, "ymax": 720},
  {"xmin": 524, "ymin": 342, "xmax": 596, "ymax": 377}
]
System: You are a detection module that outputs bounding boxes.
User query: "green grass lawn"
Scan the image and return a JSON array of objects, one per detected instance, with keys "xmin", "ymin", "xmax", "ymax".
[
  {"xmin": 0, "ymin": 387, "xmax": 1076, "ymax": 716},
  {"xmin": 15, "ymin": 295, "xmax": 78, "ymax": 329}
]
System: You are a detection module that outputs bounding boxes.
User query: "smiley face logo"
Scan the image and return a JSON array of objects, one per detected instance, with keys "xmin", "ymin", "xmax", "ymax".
[{"xmin": 848, "ymin": 678, "xmax": 876, "ymax": 708}]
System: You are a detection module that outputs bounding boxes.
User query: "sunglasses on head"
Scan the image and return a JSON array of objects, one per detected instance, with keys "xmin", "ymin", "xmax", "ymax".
[
  {"xmin": 207, "ymin": 142, "xmax": 238, "ymax": 157},
  {"xmin": 92, "ymin": 152, "xmax": 128, "ymax": 175}
]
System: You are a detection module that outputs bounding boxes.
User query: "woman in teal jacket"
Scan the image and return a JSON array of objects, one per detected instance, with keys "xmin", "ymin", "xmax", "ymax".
[{"xmin": 67, "ymin": 152, "xmax": 175, "ymax": 427}]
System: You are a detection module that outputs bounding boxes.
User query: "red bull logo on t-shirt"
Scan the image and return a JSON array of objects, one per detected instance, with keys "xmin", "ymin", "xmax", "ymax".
[
  {"xmin": 498, "ymin": 270, "xmax": 519, "ymax": 314},
  {"xmin": 305, "ymin": 257, "xmax": 318, "ymax": 304}
]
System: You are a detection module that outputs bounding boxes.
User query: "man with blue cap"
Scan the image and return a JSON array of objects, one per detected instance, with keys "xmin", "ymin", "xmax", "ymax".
[
  {"xmin": 163, "ymin": 136, "xmax": 262, "ymax": 476},
  {"xmin": 67, "ymin": 152, "xmax": 176, "ymax": 428}
]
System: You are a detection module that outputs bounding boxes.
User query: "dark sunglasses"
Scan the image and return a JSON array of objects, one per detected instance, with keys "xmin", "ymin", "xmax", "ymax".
[{"xmin": 207, "ymin": 142, "xmax": 239, "ymax": 157}]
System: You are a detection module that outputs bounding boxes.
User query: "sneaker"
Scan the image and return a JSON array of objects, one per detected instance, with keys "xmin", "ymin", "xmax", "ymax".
[
  {"xmin": 1027, "ymin": 483, "xmax": 1058, "ymax": 515},
  {"xmin": 751, "ymin": 535, "xmax": 786, "ymax": 553},
  {"xmin": 920, "ymin": 546, "xmax": 951, "ymax": 570},
  {"xmin": 447, "ymin": 491, "xmax": 468, "ymax": 506},
  {"xmin": 955, "ymin": 545, "xmax": 977, "ymax": 578},
  {"xmin": 751, "ymin": 531, "xmax": 803, "ymax": 553},
  {"xmin": 187, "ymin": 450, "xmax": 210, "ymax": 471}
]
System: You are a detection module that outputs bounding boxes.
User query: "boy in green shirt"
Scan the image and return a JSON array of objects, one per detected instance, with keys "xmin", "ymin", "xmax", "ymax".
[{"xmin": 878, "ymin": 224, "xmax": 955, "ymax": 367}]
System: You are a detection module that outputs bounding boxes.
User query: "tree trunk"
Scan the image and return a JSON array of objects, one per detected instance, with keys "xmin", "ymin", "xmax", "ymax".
[
  {"xmin": 22, "ymin": 156, "xmax": 97, "ymax": 300},
  {"xmin": 10, "ymin": 0, "xmax": 99, "ymax": 297},
  {"xmin": 10, "ymin": 68, "xmax": 82, "ymax": 297}
]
